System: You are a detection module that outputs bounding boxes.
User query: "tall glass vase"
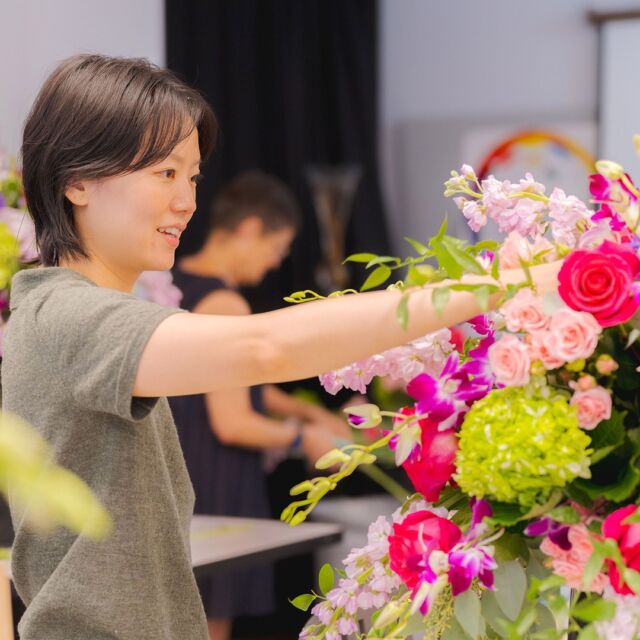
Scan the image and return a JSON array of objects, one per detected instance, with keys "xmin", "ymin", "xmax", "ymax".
[{"xmin": 305, "ymin": 164, "xmax": 362, "ymax": 293}]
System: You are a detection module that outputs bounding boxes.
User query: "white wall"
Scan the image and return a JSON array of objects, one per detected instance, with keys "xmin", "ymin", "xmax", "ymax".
[
  {"xmin": 379, "ymin": 0, "xmax": 630, "ymax": 248},
  {"xmin": 0, "ymin": 0, "xmax": 165, "ymax": 157}
]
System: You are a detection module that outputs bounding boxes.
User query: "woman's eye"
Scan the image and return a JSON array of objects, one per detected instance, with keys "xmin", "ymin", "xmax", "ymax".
[
  {"xmin": 160, "ymin": 169, "xmax": 176, "ymax": 179},
  {"xmin": 191, "ymin": 173, "xmax": 204, "ymax": 185}
]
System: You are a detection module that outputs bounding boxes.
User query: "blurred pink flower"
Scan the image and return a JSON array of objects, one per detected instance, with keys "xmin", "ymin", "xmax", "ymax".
[
  {"xmin": 527, "ymin": 330, "xmax": 565, "ymax": 369},
  {"xmin": 135, "ymin": 270, "xmax": 183, "ymax": 308},
  {"xmin": 0, "ymin": 206, "xmax": 38, "ymax": 262}
]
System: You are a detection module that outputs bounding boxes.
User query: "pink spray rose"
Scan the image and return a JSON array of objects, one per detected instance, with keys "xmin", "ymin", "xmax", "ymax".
[
  {"xmin": 498, "ymin": 231, "xmax": 556, "ymax": 269},
  {"xmin": 546, "ymin": 309, "xmax": 601, "ymax": 362},
  {"xmin": 488, "ymin": 334, "xmax": 531, "ymax": 386},
  {"xmin": 540, "ymin": 524, "xmax": 607, "ymax": 592},
  {"xmin": 501, "ymin": 287, "xmax": 549, "ymax": 333},
  {"xmin": 569, "ymin": 385, "xmax": 612, "ymax": 430},
  {"xmin": 558, "ymin": 240, "xmax": 640, "ymax": 327},
  {"xmin": 527, "ymin": 330, "xmax": 565, "ymax": 369}
]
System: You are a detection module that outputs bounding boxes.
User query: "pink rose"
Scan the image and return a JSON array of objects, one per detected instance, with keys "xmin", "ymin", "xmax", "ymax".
[
  {"xmin": 570, "ymin": 385, "xmax": 612, "ymax": 430},
  {"xmin": 546, "ymin": 309, "xmax": 601, "ymax": 362},
  {"xmin": 540, "ymin": 524, "xmax": 606, "ymax": 592},
  {"xmin": 501, "ymin": 288, "xmax": 549, "ymax": 333},
  {"xmin": 572, "ymin": 375, "xmax": 597, "ymax": 391},
  {"xmin": 527, "ymin": 330, "xmax": 565, "ymax": 369},
  {"xmin": 488, "ymin": 335, "xmax": 531, "ymax": 386},
  {"xmin": 558, "ymin": 240, "xmax": 640, "ymax": 327}
]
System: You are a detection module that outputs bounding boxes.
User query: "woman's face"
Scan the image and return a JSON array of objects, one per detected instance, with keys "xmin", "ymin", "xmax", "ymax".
[{"xmin": 71, "ymin": 128, "xmax": 201, "ymax": 282}]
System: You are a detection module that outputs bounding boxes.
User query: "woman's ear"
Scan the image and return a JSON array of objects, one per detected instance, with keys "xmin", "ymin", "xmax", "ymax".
[{"xmin": 64, "ymin": 181, "xmax": 89, "ymax": 206}]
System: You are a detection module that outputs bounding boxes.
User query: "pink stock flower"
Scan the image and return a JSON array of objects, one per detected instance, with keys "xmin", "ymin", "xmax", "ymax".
[
  {"xmin": 546, "ymin": 309, "xmax": 601, "ymax": 362},
  {"xmin": 461, "ymin": 200, "xmax": 486, "ymax": 232},
  {"xmin": 500, "ymin": 288, "xmax": 549, "ymax": 333},
  {"xmin": 540, "ymin": 524, "xmax": 607, "ymax": 592},
  {"xmin": 527, "ymin": 330, "xmax": 565, "ymax": 369},
  {"xmin": 570, "ymin": 385, "xmax": 612, "ymax": 430},
  {"xmin": 488, "ymin": 334, "xmax": 531, "ymax": 387},
  {"xmin": 548, "ymin": 187, "xmax": 592, "ymax": 247}
]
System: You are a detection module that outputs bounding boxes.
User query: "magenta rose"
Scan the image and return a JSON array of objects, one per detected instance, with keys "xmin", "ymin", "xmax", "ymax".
[
  {"xmin": 401, "ymin": 412, "xmax": 458, "ymax": 502},
  {"xmin": 603, "ymin": 505, "xmax": 640, "ymax": 595},
  {"xmin": 558, "ymin": 240, "xmax": 640, "ymax": 327},
  {"xmin": 388, "ymin": 510, "xmax": 462, "ymax": 590}
]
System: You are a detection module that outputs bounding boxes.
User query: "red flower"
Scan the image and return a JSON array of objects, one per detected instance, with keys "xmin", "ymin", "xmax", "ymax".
[
  {"xmin": 400, "ymin": 409, "xmax": 458, "ymax": 502},
  {"xmin": 603, "ymin": 505, "xmax": 640, "ymax": 595},
  {"xmin": 558, "ymin": 240, "xmax": 640, "ymax": 327},
  {"xmin": 388, "ymin": 510, "xmax": 462, "ymax": 590}
]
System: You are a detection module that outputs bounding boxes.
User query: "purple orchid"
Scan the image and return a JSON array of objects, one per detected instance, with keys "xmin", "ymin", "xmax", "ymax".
[
  {"xmin": 468, "ymin": 314, "xmax": 494, "ymax": 336},
  {"xmin": 460, "ymin": 333, "xmax": 496, "ymax": 392},
  {"xmin": 524, "ymin": 517, "xmax": 572, "ymax": 551},
  {"xmin": 448, "ymin": 547, "xmax": 497, "ymax": 596},
  {"xmin": 406, "ymin": 354, "xmax": 480, "ymax": 429}
]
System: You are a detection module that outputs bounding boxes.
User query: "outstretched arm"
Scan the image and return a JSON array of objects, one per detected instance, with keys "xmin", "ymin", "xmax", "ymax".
[{"xmin": 134, "ymin": 260, "xmax": 561, "ymax": 397}]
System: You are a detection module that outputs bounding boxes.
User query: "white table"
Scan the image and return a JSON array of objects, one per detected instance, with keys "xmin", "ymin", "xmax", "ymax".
[
  {"xmin": 0, "ymin": 515, "xmax": 342, "ymax": 640},
  {"xmin": 190, "ymin": 514, "xmax": 342, "ymax": 577}
]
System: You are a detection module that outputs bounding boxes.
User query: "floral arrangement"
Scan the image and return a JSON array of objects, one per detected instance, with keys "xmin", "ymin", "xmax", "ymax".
[{"xmin": 284, "ymin": 145, "xmax": 640, "ymax": 639}]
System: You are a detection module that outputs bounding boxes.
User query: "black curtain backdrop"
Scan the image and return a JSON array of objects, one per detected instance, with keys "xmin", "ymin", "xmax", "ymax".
[
  {"xmin": 166, "ymin": 4, "xmax": 390, "ymax": 637},
  {"xmin": 166, "ymin": 0, "xmax": 389, "ymax": 313}
]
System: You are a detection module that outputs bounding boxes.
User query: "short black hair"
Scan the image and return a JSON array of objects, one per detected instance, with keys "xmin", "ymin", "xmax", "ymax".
[
  {"xmin": 209, "ymin": 170, "xmax": 301, "ymax": 234},
  {"xmin": 21, "ymin": 54, "xmax": 217, "ymax": 266}
]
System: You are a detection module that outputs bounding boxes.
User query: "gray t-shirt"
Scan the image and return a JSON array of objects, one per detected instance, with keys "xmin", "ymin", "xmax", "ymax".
[{"xmin": 1, "ymin": 268, "xmax": 208, "ymax": 640}]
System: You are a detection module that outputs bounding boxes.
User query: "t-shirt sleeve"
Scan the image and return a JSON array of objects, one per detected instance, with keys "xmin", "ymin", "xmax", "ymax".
[{"xmin": 35, "ymin": 282, "xmax": 183, "ymax": 421}]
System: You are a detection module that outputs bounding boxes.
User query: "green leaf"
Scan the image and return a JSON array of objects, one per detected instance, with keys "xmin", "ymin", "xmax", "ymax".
[
  {"xmin": 289, "ymin": 593, "xmax": 317, "ymax": 611},
  {"xmin": 360, "ymin": 265, "xmax": 392, "ymax": 291},
  {"xmin": 406, "ymin": 264, "xmax": 437, "ymax": 286},
  {"xmin": 623, "ymin": 568, "xmax": 640, "ymax": 593},
  {"xmin": 486, "ymin": 501, "xmax": 528, "ymax": 526},
  {"xmin": 491, "ymin": 252, "xmax": 500, "ymax": 281},
  {"xmin": 366, "ymin": 255, "xmax": 400, "ymax": 268},
  {"xmin": 481, "ymin": 590, "xmax": 509, "ymax": 637},
  {"xmin": 588, "ymin": 410, "xmax": 626, "ymax": 453},
  {"xmin": 473, "ymin": 285, "xmax": 492, "ymax": 312},
  {"xmin": 582, "ymin": 550, "xmax": 605, "ymax": 591},
  {"xmin": 404, "ymin": 236, "xmax": 430, "ymax": 255},
  {"xmin": 344, "ymin": 252, "xmax": 378, "ymax": 263},
  {"xmin": 531, "ymin": 603, "xmax": 558, "ymax": 634},
  {"xmin": 577, "ymin": 625, "xmax": 600, "ymax": 640},
  {"xmin": 433, "ymin": 216, "xmax": 449, "ymax": 243},
  {"xmin": 572, "ymin": 597, "xmax": 616, "ymax": 623},
  {"xmin": 432, "ymin": 286, "xmax": 451, "ymax": 317},
  {"xmin": 493, "ymin": 560, "xmax": 527, "ymax": 621},
  {"xmin": 454, "ymin": 590, "xmax": 484, "ymax": 639},
  {"xmin": 432, "ymin": 240, "xmax": 464, "ymax": 279},
  {"xmin": 441, "ymin": 236, "xmax": 488, "ymax": 275},
  {"xmin": 441, "ymin": 617, "xmax": 471, "ymax": 640},
  {"xmin": 318, "ymin": 563, "xmax": 334, "ymax": 595},
  {"xmin": 396, "ymin": 294, "xmax": 410, "ymax": 330},
  {"xmin": 494, "ymin": 533, "xmax": 530, "ymax": 563},
  {"xmin": 547, "ymin": 505, "xmax": 580, "ymax": 524}
]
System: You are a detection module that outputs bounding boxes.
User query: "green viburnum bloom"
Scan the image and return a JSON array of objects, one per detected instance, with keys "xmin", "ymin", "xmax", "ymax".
[
  {"xmin": 454, "ymin": 387, "xmax": 592, "ymax": 507},
  {"xmin": 0, "ymin": 222, "xmax": 20, "ymax": 289}
]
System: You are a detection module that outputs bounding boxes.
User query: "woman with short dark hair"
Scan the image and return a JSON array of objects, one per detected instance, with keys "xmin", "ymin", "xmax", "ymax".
[{"xmin": 2, "ymin": 54, "xmax": 562, "ymax": 639}]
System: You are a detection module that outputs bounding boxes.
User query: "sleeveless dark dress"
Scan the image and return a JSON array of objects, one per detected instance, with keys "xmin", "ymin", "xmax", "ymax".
[{"xmin": 168, "ymin": 267, "xmax": 275, "ymax": 619}]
